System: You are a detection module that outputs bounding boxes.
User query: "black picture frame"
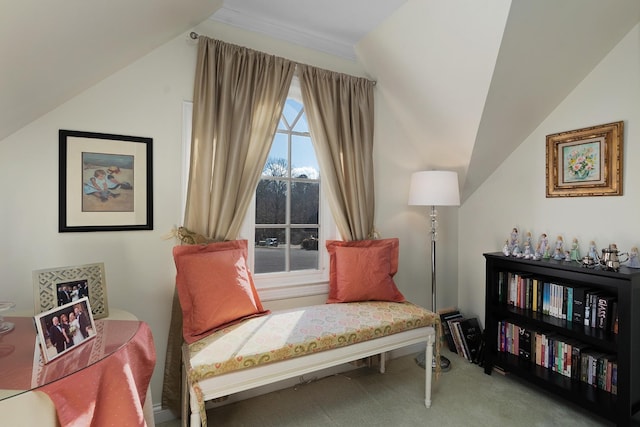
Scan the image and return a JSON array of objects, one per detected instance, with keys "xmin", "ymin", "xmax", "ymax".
[{"xmin": 59, "ymin": 129, "xmax": 153, "ymax": 232}]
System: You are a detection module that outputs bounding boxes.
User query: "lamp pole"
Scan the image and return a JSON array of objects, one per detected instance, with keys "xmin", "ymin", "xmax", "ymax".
[
  {"xmin": 408, "ymin": 170, "xmax": 460, "ymax": 371},
  {"xmin": 429, "ymin": 206, "xmax": 437, "ymax": 314}
]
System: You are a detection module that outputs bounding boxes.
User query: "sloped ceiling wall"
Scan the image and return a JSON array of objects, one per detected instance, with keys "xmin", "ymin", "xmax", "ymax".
[
  {"xmin": 0, "ymin": 0, "xmax": 223, "ymax": 142},
  {"xmin": 357, "ymin": 0, "xmax": 510, "ymax": 184},
  {"xmin": 357, "ymin": 0, "xmax": 640, "ymax": 201},
  {"xmin": 466, "ymin": 0, "xmax": 640, "ymax": 200}
]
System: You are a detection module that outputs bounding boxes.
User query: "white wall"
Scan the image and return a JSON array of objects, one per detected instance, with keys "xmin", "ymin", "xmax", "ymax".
[
  {"xmin": 458, "ymin": 24, "xmax": 640, "ymax": 323},
  {"xmin": 373, "ymin": 85, "xmax": 459, "ymax": 311},
  {"xmin": 0, "ymin": 20, "xmax": 373, "ymax": 408}
]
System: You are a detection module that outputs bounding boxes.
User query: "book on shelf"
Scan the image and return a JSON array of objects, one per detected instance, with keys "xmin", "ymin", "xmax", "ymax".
[
  {"xmin": 508, "ymin": 273, "xmax": 517, "ymax": 306},
  {"xmin": 495, "ymin": 319, "xmax": 620, "ymax": 392},
  {"xmin": 569, "ymin": 340, "xmax": 590, "ymax": 380},
  {"xmin": 518, "ymin": 327, "xmax": 532, "ymax": 361},
  {"xmin": 571, "ymin": 287, "xmax": 589, "ymax": 324},
  {"xmin": 584, "ymin": 290, "xmax": 602, "ymax": 327},
  {"xmin": 596, "ymin": 295, "xmax": 616, "ymax": 331},
  {"xmin": 566, "ymin": 287, "xmax": 573, "ymax": 321},
  {"xmin": 498, "ymin": 272, "xmax": 507, "ymax": 304},
  {"xmin": 542, "ymin": 282, "xmax": 551, "ymax": 315},
  {"xmin": 586, "ymin": 291, "xmax": 604, "ymax": 328},
  {"xmin": 611, "ymin": 361, "xmax": 618, "ymax": 395}
]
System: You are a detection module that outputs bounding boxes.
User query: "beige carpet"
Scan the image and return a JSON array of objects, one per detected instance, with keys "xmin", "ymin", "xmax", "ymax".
[{"xmin": 159, "ymin": 349, "xmax": 614, "ymax": 426}]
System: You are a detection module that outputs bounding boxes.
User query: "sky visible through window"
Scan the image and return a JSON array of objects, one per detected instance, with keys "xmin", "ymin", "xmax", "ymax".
[{"xmin": 268, "ymin": 99, "xmax": 319, "ymax": 179}]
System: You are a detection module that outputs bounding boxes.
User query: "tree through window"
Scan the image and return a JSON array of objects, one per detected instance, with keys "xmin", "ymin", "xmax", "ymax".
[{"xmin": 254, "ymin": 98, "xmax": 320, "ymax": 273}]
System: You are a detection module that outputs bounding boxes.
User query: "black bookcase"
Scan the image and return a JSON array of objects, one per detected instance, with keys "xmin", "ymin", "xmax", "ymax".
[{"xmin": 483, "ymin": 252, "xmax": 640, "ymax": 426}]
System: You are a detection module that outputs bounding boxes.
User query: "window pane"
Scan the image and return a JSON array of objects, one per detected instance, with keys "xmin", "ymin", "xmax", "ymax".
[
  {"xmin": 290, "ymin": 181, "xmax": 318, "ymax": 225},
  {"xmin": 292, "ymin": 135, "xmax": 319, "ymax": 179},
  {"xmin": 255, "ymin": 228, "xmax": 286, "ymax": 273},
  {"xmin": 265, "ymin": 135, "xmax": 289, "ymax": 177},
  {"xmin": 282, "ymin": 99, "xmax": 302, "ymax": 128},
  {"xmin": 292, "ymin": 228, "xmax": 319, "ymax": 271},
  {"xmin": 292, "ymin": 110, "xmax": 309, "ymax": 133},
  {"xmin": 256, "ymin": 179, "xmax": 286, "ymax": 224}
]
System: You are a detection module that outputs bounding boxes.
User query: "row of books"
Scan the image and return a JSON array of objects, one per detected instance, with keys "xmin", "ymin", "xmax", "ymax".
[
  {"xmin": 498, "ymin": 320, "xmax": 617, "ymax": 394},
  {"xmin": 439, "ymin": 309, "xmax": 483, "ymax": 364},
  {"xmin": 497, "ymin": 272, "xmax": 619, "ymax": 333}
]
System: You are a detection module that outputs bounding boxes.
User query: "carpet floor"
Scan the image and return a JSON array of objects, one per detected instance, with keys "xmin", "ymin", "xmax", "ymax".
[{"xmin": 159, "ymin": 349, "xmax": 617, "ymax": 426}]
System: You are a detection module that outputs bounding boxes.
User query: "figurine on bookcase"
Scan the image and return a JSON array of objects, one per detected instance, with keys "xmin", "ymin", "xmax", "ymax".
[
  {"xmin": 588, "ymin": 241, "xmax": 600, "ymax": 263},
  {"xmin": 509, "ymin": 228, "xmax": 519, "ymax": 253},
  {"xmin": 502, "ymin": 240, "xmax": 510, "ymax": 256},
  {"xmin": 523, "ymin": 239, "xmax": 533, "ymax": 259},
  {"xmin": 626, "ymin": 246, "xmax": 640, "ymax": 268},
  {"xmin": 512, "ymin": 240, "xmax": 522, "ymax": 258},
  {"xmin": 535, "ymin": 233, "xmax": 548, "ymax": 260},
  {"xmin": 553, "ymin": 235, "xmax": 565, "ymax": 260},
  {"xmin": 570, "ymin": 238, "xmax": 581, "ymax": 261}
]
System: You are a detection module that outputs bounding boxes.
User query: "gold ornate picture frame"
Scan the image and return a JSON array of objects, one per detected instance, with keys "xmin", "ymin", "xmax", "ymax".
[
  {"xmin": 546, "ymin": 121, "xmax": 623, "ymax": 197},
  {"xmin": 33, "ymin": 262, "xmax": 109, "ymax": 319}
]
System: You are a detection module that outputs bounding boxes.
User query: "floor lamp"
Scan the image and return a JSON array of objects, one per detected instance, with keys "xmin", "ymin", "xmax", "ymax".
[{"xmin": 408, "ymin": 170, "xmax": 460, "ymax": 370}]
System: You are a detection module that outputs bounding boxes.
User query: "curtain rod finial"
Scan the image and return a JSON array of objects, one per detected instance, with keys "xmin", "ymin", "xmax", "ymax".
[{"xmin": 189, "ymin": 32, "xmax": 199, "ymax": 40}]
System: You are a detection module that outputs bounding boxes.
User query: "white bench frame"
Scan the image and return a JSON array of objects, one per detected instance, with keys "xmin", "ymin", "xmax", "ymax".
[{"xmin": 182, "ymin": 325, "xmax": 435, "ymax": 426}]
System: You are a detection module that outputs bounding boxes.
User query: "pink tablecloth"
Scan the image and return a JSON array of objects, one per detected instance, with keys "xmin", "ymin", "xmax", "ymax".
[{"xmin": 38, "ymin": 321, "xmax": 156, "ymax": 427}]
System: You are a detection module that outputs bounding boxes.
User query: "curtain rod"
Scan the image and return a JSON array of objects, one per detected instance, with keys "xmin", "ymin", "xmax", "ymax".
[{"xmin": 187, "ymin": 32, "xmax": 376, "ymax": 86}]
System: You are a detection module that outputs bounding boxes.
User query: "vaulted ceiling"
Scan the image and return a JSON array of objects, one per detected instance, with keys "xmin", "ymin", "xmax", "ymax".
[{"xmin": 2, "ymin": 0, "xmax": 639, "ymax": 199}]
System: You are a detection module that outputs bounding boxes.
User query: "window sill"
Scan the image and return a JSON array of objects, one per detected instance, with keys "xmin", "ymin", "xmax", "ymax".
[{"xmin": 256, "ymin": 281, "xmax": 329, "ymax": 302}]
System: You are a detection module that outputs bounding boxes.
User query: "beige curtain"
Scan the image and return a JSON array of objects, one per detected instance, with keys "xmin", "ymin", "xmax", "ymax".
[
  {"xmin": 162, "ymin": 37, "xmax": 294, "ymax": 415},
  {"xmin": 298, "ymin": 64, "xmax": 376, "ymax": 241},
  {"xmin": 185, "ymin": 38, "xmax": 295, "ymax": 240}
]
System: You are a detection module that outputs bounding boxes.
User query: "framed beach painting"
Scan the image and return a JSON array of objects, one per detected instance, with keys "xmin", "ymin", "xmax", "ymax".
[
  {"xmin": 546, "ymin": 121, "xmax": 623, "ymax": 197},
  {"xmin": 59, "ymin": 129, "xmax": 153, "ymax": 232}
]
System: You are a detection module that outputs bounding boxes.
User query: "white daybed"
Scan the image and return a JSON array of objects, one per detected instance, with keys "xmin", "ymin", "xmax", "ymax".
[{"xmin": 181, "ymin": 301, "xmax": 439, "ymax": 426}]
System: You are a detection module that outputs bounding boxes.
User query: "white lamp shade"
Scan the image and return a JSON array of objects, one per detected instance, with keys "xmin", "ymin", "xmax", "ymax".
[{"xmin": 408, "ymin": 170, "xmax": 460, "ymax": 206}]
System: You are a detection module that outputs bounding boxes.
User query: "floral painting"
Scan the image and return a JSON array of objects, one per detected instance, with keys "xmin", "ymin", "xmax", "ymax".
[
  {"xmin": 546, "ymin": 121, "xmax": 623, "ymax": 198},
  {"xmin": 562, "ymin": 141, "xmax": 600, "ymax": 183}
]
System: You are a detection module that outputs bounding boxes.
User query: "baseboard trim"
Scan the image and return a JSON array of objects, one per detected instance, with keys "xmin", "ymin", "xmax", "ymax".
[{"xmin": 153, "ymin": 404, "xmax": 176, "ymax": 425}]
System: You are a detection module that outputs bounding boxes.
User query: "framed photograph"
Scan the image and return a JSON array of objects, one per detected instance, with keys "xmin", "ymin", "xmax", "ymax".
[
  {"xmin": 33, "ymin": 262, "xmax": 109, "ymax": 319},
  {"xmin": 59, "ymin": 129, "xmax": 153, "ymax": 232},
  {"xmin": 34, "ymin": 297, "xmax": 97, "ymax": 363},
  {"xmin": 546, "ymin": 121, "xmax": 623, "ymax": 197}
]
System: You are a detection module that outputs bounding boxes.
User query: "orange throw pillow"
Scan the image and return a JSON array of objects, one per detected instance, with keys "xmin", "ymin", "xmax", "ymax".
[
  {"xmin": 325, "ymin": 238, "xmax": 405, "ymax": 304},
  {"xmin": 173, "ymin": 240, "xmax": 268, "ymax": 344}
]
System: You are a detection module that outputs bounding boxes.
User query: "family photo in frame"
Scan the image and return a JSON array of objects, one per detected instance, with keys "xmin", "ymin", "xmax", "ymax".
[
  {"xmin": 33, "ymin": 262, "xmax": 109, "ymax": 320},
  {"xmin": 34, "ymin": 297, "xmax": 96, "ymax": 363}
]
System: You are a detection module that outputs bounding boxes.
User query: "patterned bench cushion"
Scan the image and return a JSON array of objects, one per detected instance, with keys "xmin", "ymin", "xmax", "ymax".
[{"xmin": 184, "ymin": 301, "xmax": 439, "ymax": 384}]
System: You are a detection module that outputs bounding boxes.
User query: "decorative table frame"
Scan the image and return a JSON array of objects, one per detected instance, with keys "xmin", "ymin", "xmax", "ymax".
[{"xmin": 33, "ymin": 262, "xmax": 109, "ymax": 319}]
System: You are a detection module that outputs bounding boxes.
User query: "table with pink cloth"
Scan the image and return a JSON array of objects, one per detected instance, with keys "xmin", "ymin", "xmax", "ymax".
[{"xmin": 0, "ymin": 317, "xmax": 156, "ymax": 427}]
